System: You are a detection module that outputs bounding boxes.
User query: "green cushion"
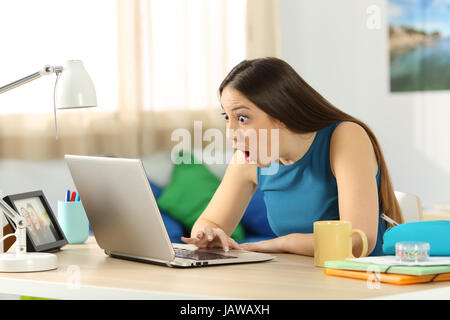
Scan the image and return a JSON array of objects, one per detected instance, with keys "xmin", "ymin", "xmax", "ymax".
[{"xmin": 157, "ymin": 151, "xmax": 245, "ymax": 242}]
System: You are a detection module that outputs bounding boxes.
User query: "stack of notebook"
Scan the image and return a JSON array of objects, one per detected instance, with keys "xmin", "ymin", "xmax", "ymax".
[{"xmin": 324, "ymin": 256, "xmax": 450, "ymax": 285}]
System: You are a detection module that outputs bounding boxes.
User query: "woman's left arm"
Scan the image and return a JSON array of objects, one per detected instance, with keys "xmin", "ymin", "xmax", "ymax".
[
  {"xmin": 240, "ymin": 122, "xmax": 380, "ymax": 256},
  {"xmin": 329, "ymin": 121, "xmax": 380, "ymax": 256},
  {"xmin": 239, "ymin": 233, "xmax": 315, "ymax": 255}
]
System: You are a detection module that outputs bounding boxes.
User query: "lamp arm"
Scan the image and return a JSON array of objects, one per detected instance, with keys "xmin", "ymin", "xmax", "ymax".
[
  {"xmin": 0, "ymin": 65, "xmax": 63, "ymax": 94},
  {"xmin": 0, "ymin": 198, "xmax": 27, "ymax": 254}
]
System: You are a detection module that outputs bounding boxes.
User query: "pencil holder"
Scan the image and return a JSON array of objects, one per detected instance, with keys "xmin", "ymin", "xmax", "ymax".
[{"xmin": 57, "ymin": 201, "xmax": 89, "ymax": 244}]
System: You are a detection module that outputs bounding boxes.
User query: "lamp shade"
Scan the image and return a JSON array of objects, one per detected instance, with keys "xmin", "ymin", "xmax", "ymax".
[{"xmin": 55, "ymin": 60, "xmax": 97, "ymax": 109}]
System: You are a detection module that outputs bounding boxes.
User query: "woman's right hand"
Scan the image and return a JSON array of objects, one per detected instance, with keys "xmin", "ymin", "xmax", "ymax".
[{"xmin": 181, "ymin": 226, "xmax": 242, "ymax": 252}]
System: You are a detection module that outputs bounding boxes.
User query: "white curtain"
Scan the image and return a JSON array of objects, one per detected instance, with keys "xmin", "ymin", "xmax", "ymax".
[
  {"xmin": 116, "ymin": 0, "xmax": 249, "ymax": 157},
  {"xmin": 0, "ymin": 0, "xmax": 280, "ymax": 160},
  {"xmin": 246, "ymin": 0, "xmax": 281, "ymax": 59}
]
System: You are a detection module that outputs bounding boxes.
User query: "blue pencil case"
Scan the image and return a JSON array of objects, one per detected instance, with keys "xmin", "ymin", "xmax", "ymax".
[{"xmin": 382, "ymin": 220, "xmax": 450, "ymax": 256}]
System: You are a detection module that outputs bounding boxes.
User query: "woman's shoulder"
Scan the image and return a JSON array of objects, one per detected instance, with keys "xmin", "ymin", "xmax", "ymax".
[
  {"xmin": 329, "ymin": 120, "xmax": 378, "ymax": 178},
  {"xmin": 332, "ymin": 120, "xmax": 368, "ymax": 139}
]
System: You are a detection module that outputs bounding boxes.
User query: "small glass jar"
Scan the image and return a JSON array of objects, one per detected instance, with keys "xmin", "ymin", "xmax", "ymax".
[{"xmin": 395, "ymin": 241, "xmax": 430, "ymax": 262}]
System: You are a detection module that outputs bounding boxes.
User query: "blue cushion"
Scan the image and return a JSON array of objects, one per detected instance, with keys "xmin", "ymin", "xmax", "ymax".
[
  {"xmin": 241, "ymin": 188, "xmax": 276, "ymax": 237},
  {"xmin": 149, "ymin": 180, "xmax": 163, "ymax": 200},
  {"xmin": 149, "ymin": 179, "xmax": 185, "ymax": 243},
  {"xmin": 383, "ymin": 220, "xmax": 450, "ymax": 256},
  {"xmin": 160, "ymin": 210, "xmax": 185, "ymax": 243}
]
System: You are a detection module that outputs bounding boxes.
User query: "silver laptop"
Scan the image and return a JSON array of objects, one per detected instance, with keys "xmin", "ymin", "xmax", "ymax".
[{"xmin": 64, "ymin": 154, "xmax": 274, "ymax": 268}]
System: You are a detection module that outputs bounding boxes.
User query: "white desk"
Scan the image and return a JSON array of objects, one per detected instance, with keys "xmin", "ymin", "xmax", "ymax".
[{"xmin": 0, "ymin": 237, "xmax": 449, "ymax": 300}]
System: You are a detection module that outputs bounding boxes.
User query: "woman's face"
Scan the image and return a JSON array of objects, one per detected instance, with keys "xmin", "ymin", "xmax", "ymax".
[
  {"xmin": 20, "ymin": 208, "xmax": 32, "ymax": 225},
  {"xmin": 220, "ymin": 86, "xmax": 283, "ymax": 167},
  {"xmin": 29, "ymin": 209, "xmax": 41, "ymax": 229}
]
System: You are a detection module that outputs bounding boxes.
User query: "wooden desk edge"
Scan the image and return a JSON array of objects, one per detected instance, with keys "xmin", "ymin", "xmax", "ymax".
[{"xmin": 1, "ymin": 237, "xmax": 449, "ymax": 300}]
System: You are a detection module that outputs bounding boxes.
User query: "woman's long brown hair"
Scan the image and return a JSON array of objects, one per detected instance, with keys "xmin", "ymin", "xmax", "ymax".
[{"xmin": 219, "ymin": 57, "xmax": 404, "ymax": 226}]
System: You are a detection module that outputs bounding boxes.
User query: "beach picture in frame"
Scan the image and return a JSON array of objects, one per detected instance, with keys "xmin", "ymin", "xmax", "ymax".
[
  {"xmin": 389, "ymin": 0, "xmax": 450, "ymax": 92},
  {"xmin": 3, "ymin": 190, "xmax": 67, "ymax": 252}
]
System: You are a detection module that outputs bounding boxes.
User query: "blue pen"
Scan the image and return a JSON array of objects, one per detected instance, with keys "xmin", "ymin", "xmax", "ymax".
[
  {"xmin": 65, "ymin": 190, "xmax": 71, "ymax": 202},
  {"xmin": 75, "ymin": 193, "xmax": 80, "ymax": 202}
]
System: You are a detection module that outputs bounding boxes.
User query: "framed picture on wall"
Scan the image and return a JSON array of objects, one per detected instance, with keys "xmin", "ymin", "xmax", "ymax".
[
  {"xmin": 3, "ymin": 190, "xmax": 67, "ymax": 252},
  {"xmin": 389, "ymin": 0, "xmax": 450, "ymax": 92}
]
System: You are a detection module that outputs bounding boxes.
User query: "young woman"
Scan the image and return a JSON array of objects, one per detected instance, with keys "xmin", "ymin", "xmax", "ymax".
[{"xmin": 181, "ymin": 57, "xmax": 403, "ymax": 257}]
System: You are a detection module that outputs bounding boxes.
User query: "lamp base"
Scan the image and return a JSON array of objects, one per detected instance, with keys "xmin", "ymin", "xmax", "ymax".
[{"xmin": 0, "ymin": 252, "xmax": 58, "ymax": 272}]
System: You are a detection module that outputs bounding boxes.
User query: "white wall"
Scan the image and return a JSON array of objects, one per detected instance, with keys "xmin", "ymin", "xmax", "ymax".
[
  {"xmin": 278, "ymin": 0, "xmax": 450, "ymax": 209},
  {"xmin": 1, "ymin": 0, "xmax": 449, "ymax": 215}
]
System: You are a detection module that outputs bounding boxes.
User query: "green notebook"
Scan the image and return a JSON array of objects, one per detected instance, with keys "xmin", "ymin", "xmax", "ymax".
[{"xmin": 324, "ymin": 259, "xmax": 450, "ymax": 276}]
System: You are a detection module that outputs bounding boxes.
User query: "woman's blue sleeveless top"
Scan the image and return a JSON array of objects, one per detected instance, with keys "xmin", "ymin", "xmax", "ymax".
[{"xmin": 257, "ymin": 120, "xmax": 386, "ymax": 256}]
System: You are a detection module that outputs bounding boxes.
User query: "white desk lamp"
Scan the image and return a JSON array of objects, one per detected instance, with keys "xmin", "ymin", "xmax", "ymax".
[
  {"xmin": 0, "ymin": 60, "xmax": 97, "ymax": 272},
  {"xmin": 0, "ymin": 60, "xmax": 97, "ymax": 139}
]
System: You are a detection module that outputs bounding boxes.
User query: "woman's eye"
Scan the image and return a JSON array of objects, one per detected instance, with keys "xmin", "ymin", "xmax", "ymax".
[
  {"xmin": 221, "ymin": 113, "xmax": 229, "ymax": 121},
  {"xmin": 238, "ymin": 114, "xmax": 248, "ymax": 123}
]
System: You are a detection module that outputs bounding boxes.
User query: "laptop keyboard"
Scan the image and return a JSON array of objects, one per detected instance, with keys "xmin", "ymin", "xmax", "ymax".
[{"xmin": 174, "ymin": 247, "xmax": 237, "ymax": 261}]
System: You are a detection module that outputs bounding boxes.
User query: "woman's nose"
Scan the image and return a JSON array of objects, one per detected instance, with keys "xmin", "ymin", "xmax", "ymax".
[
  {"xmin": 226, "ymin": 119, "xmax": 239, "ymax": 132},
  {"xmin": 226, "ymin": 124, "xmax": 237, "ymax": 139},
  {"xmin": 226, "ymin": 126, "xmax": 246, "ymax": 142}
]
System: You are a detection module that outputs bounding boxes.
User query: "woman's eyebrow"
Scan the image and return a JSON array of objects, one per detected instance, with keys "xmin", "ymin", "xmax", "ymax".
[{"xmin": 221, "ymin": 105, "xmax": 250, "ymax": 112}]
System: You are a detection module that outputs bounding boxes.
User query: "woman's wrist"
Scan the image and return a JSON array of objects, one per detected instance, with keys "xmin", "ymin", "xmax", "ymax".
[
  {"xmin": 190, "ymin": 217, "xmax": 221, "ymax": 238},
  {"xmin": 281, "ymin": 233, "xmax": 315, "ymax": 256}
]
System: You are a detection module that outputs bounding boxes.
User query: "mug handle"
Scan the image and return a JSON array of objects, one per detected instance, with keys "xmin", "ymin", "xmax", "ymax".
[{"xmin": 350, "ymin": 229, "xmax": 368, "ymax": 258}]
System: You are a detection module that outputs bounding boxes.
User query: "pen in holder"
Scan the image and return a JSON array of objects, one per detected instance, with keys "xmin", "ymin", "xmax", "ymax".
[{"xmin": 58, "ymin": 200, "xmax": 89, "ymax": 244}]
